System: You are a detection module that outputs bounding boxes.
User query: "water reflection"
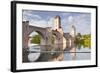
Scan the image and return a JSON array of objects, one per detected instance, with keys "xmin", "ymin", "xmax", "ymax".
[
  {"xmin": 23, "ymin": 42, "xmax": 91, "ymax": 62},
  {"xmin": 28, "ymin": 46, "xmax": 41, "ymax": 62}
]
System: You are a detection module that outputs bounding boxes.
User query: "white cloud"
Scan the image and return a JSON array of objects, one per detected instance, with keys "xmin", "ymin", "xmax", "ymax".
[
  {"xmin": 68, "ymin": 16, "xmax": 74, "ymax": 23},
  {"xmin": 61, "ymin": 14, "xmax": 91, "ymax": 34},
  {"xmin": 73, "ymin": 14, "xmax": 91, "ymax": 34},
  {"xmin": 47, "ymin": 17, "xmax": 54, "ymax": 28},
  {"xmin": 23, "ymin": 10, "xmax": 54, "ymax": 28},
  {"xmin": 30, "ymin": 20, "xmax": 48, "ymax": 28},
  {"xmin": 28, "ymin": 16, "xmax": 54, "ymax": 28},
  {"xmin": 23, "ymin": 10, "xmax": 41, "ymax": 21}
]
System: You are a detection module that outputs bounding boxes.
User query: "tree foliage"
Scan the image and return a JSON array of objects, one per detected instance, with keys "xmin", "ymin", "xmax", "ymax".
[
  {"xmin": 31, "ymin": 34, "xmax": 41, "ymax": 44},
  {"xmin": 76, "ymin": 34, "xmax": 91, "ymax": 48}
]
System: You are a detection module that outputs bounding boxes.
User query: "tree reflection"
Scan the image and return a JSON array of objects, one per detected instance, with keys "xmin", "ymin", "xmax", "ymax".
[{"xmin": 76, "ymin": 34, "xmax": 91, "ymax": 49}]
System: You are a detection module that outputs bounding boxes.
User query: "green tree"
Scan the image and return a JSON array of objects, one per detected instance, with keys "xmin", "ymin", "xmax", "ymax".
[{"xmin": 31, "ymin": 34, "xmax": 41, "ymax": 44}]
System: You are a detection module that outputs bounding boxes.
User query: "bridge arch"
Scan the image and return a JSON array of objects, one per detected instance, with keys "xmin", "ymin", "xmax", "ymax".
[
  {"xmin": 28, "ymin": 31, "xmax": 46, "ymax": 46},
  {"xmin": 22, "ymin": 21, "xmax": 51, "ymax": 49}
]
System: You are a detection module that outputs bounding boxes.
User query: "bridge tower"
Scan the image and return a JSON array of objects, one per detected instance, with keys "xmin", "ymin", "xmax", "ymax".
[
  {"xmin": 70, "ymin": 25, "xmax": 76, "ymax": 38},
  {"xmin": 53, "ymin": 16, "xmax": 66, "ymax": 49},
  {"xmin": 54, "ymin": 16, "xmax": 61, "ymax": 30}
]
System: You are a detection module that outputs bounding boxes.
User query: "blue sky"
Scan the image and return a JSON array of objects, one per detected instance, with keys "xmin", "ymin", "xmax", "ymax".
[{"xmin": 22, "ymin": 10, "xmax": 91, "ymax": 35}]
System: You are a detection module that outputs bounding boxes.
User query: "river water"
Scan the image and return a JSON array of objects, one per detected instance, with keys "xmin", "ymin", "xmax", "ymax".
[{"xmin": 23, "ymin": 43, "xmax": 91, "ymax": 62}]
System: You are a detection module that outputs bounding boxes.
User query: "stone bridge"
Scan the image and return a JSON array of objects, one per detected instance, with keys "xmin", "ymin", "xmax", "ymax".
[
  {"xmin": 22, "ymin": 21, "xmax": 67, "ymax": 50},
  {"xmin": 22, "ymin": 21, "xmax": 52, "ymax": 49}
]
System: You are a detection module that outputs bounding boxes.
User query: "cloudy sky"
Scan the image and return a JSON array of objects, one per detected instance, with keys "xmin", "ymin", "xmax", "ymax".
[{"xmin": 22, "ymin": 10, "xmax": 91, "ymax": 35}]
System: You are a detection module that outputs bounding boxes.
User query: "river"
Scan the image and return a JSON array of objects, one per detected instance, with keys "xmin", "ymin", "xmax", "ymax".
[{"xmin": 23, "ymin": 43, "xmax": 91, "ymax": 62}]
